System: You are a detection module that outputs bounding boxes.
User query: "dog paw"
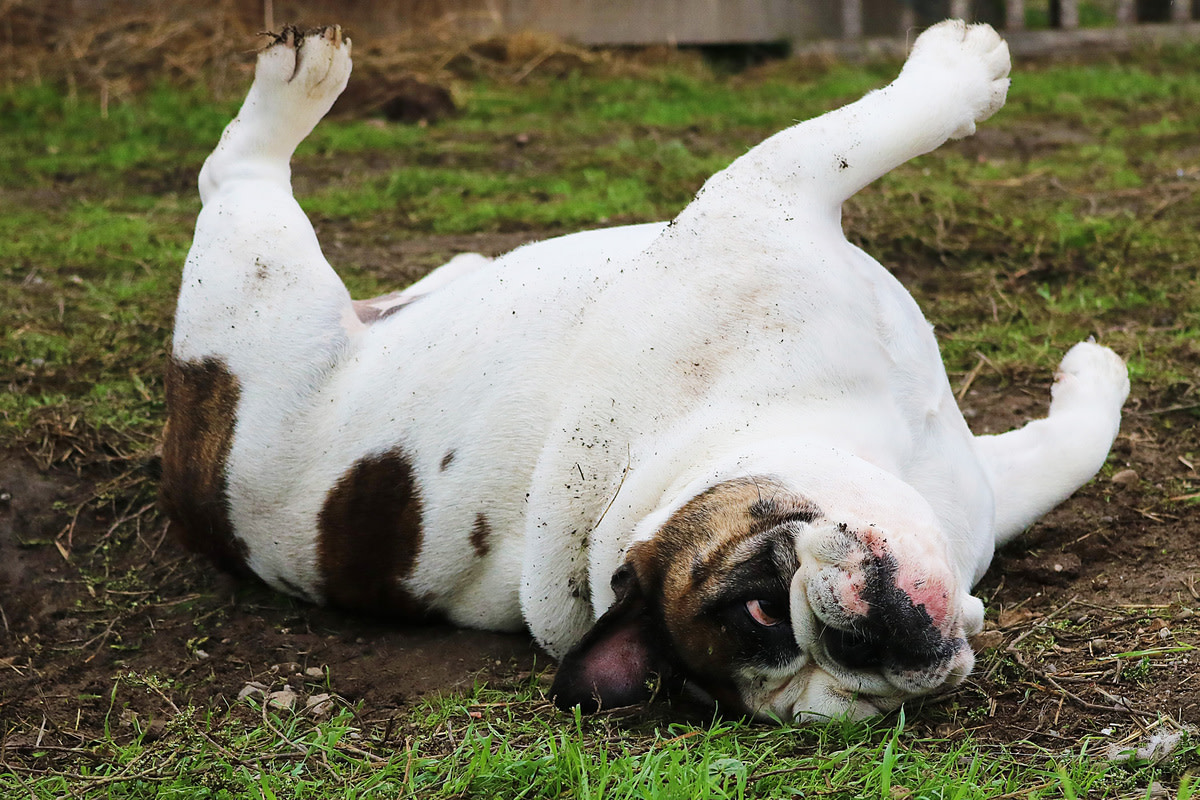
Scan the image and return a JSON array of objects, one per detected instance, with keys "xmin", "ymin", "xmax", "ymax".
[
  {"xmin": 901, "ymin": 20, "xmax": 1011, "ymax": 139},
  {"xmin": 1051, "ymin": 340, "xmax": 1131, "ymax": 414},
  {"xmin": 256, "ymin": 25, "xmax": 352, "ymax": 108}
]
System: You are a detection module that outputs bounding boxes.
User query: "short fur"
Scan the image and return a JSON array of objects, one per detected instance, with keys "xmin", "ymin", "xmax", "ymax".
[{"xmin": 165, "ymin": 22, "xmax": 1129, "ymax": 721}]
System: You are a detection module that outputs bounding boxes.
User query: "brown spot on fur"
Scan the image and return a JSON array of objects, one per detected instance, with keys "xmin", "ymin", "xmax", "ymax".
[
  {"xmin": 440, "ymin": 450, "xmax": 456, "ymax": 471},
  {"xmin": 470, "ymin": 513, "xmax": 491, "ymax": 557},
  {"xmin": 625, "ymin": 477, "xmax": 815, "ymax": 683},
  {"xmin": 160, "ymin": 357, "xmax": 249, "ymax": 575},
  {"xmin": 316, "ymin": 449, "xmax": 434, "ymax": 619}
]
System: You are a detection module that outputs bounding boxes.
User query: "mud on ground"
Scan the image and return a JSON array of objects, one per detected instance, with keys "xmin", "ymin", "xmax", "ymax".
[{"xmin": 1, "ymin": 334, "xmax": 1197, "ymax": 760}]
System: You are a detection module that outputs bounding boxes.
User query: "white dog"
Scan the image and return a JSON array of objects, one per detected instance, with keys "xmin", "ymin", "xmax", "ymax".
[{"xmin": 162, "ymin": 21, "xmax": 1129, "ymax": 721}]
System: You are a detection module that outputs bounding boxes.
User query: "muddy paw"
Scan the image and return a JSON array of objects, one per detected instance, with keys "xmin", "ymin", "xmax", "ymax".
[
  {"xmin": 901, "ymin": 19, "xmax": 1011, "ymax": 139},
  {"xmin": 255, "ymin": 25, "xmax": 352, "ymax": 108},
  {"xmin": 201, "ymin": 24, "xmax": 353, "ymax": 195}
]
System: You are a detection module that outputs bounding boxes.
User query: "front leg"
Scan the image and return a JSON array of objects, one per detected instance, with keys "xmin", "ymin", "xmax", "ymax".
[
  {"xmin": 688, "ymin": 20, "xmax": 1010, "ymax": 219},
  {"xmin": 974, "ymin": 342, "xmax": 1130, "ymax": 545}
]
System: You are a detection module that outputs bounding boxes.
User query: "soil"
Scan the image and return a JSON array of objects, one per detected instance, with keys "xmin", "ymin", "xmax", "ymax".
[{"xmin": 1, "ymin": 333, "xmax": 1198, "ymax": 759}]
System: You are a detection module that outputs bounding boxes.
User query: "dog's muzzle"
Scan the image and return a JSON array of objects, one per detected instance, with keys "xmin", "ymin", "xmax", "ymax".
[{"xmin": 805, "ymin": 527, "xmax": 970, "ymax": 694}]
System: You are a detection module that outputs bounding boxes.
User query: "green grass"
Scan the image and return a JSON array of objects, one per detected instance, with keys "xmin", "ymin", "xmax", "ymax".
[
  {"xmin": 3, "ymin": 680, "xmax": 1195, "ymax": 798},
  {"xmin": 4, "ymin": 40, "xmax": 1200, "ymax": 797}
]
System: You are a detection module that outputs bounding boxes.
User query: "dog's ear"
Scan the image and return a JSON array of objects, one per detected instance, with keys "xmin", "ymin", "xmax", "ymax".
[{"xmin": 549, "ymin": 562, "xmax": 671, "ymax": 713}]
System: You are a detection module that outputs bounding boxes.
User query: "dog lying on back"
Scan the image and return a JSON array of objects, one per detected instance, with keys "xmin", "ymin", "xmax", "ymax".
[{"xmin": 162, "ymin": 21, "xmax": 1129, "ymax": 720}]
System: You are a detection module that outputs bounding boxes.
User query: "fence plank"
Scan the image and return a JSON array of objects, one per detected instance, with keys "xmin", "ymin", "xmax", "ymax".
[
  {"xmin": 842, "ymin": 0, "xmax": 863, "ymax": 40},
  {"xmin": 1058, "ymin": 0, "xmax": 1079, "ymax": 29},
  {"xmin": 1006, "ymin": 0, "xmax": 1025, "ymax": 30}
]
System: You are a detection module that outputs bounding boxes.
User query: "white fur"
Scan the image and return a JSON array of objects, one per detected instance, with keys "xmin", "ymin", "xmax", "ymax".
[{"xmin": 173, "ymin": 21, "xmax": 1129, "ymax": 720}]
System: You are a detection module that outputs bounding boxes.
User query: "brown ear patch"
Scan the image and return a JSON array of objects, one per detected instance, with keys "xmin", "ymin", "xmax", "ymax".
[
  {"xmin": 642, "ymin": 478, "xmax": 815, "ymax": 613},
  {"xmin": 628, "ymin": 477, "xmax": 814, "ymax": 686},
  {"xmin": 160, "ymin": 356, "xmax": 249, "ymax": 575},
  {"xmin": 316, "ymin": 449, "xmax": 436, "ymax": 620}
]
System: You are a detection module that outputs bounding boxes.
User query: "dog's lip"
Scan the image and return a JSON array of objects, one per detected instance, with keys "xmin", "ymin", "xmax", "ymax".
[
  {"xmin": 806, "ymin": 620, "xmax": 968, "ymax": 696},
  {"xmin": 808, "ymin": 636, "xmax": 898, "ymax": 696}
]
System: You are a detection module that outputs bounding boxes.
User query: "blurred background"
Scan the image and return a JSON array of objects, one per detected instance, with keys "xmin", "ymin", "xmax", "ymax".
[{"xmin": 4, "ymin": 0, "xmax": 1199, "ymax": 99}]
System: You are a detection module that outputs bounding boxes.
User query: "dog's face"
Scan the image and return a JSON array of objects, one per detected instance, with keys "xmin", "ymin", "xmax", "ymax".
[{"xmin": 551, "ymin": 478, "xmax": 978, "ymax": 720}]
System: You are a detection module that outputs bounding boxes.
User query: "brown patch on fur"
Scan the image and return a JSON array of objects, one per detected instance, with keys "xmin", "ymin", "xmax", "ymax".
[
  {"xmin": 470, "ymin": 513, "xmax": 491, "ymax": 557},
  {"xmin": 440, "ymin": 450, "xmax": 456, "ymax": 471},
  {"xmin": 625, "ymin": 478, "xmax": 816, "ymax": 683},
  {"xmin": 159, "ymin": 356, "xmax": 249, "ymax": 575},
  {"xmin": 316, "ymin": 450, "xmax": 435, "ymax": 619}
]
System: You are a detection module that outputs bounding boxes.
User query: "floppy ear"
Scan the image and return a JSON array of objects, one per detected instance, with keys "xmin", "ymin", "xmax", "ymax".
[{"xmin": 549, "ymin": 564, "xmax": 672, "ymax": 713}]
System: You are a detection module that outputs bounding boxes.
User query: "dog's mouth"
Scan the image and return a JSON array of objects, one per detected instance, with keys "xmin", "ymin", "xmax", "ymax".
[{"xmin": 812, "ymin": 620, "xmax": 969, "ymax": 695}]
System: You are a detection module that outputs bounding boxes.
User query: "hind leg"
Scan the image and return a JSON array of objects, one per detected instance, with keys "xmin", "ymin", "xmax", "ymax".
[
  {"xmin": 164, "ymin": 27, "xmax": 358, "ymax": 587},
  {"xmin": 973, "ymin": 342, "xmax": 1130, "ymax": 545},
  {"xmin": 175, "ymin": 27, "xmax": 357, "ymax": 378},
  {"xmin": 198, "ymin": 26, "xmax": 352, "ymax": 204}
]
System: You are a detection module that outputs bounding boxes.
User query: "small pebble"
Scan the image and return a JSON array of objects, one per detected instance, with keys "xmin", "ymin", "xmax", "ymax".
[
  {"xmin": 238, "ymin": 682, "xmax": 267, "ymax": 701},
  {"xmin": 267, "ymin": 689, "xmax": 298, "ymax": 711},
  {"xmin": 305, "ymin": 693, "xmax": 334, "ymax": 718},
  {"xmin": 1111, "ymin": 468, "xmax": 1139, "ymax": 487},
  {"xmin": 304, "ymin": 666, "xmax": 325, "ymax": 680}
]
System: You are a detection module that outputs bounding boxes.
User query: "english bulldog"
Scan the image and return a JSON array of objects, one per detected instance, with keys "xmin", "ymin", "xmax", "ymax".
[{"xmin": 162, "ymin": 21, "xmax": 1130, "ymax": 721}]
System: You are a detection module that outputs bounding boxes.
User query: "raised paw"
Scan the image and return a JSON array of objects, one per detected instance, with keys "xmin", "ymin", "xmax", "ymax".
[
  {"xmin": 900, "ymin": 19, "xmax": 1011, "ymax": 139},
  {"xmin": 201, "ymin": 25, "xmax": 353, "ymax": 196},
  {"xmin": 1050, "ymin": 340, "xmax": 1131, "ymax": 415},
  {"xmin": 251, "ymin": 25, "xmax": 352, "ymax": 122}
]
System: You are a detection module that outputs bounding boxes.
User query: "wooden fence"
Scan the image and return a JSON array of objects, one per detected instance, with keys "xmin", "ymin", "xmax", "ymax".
[
  {"xmin": 251, "ymin": 0, "xmax": 1200, "ymax": 45},
  {"xmin": 29, "ymin": 0, "xmax": 1200, "ymax": 47}
]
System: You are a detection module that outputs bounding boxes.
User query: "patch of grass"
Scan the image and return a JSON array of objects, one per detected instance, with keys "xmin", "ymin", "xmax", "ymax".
[{"xmin": 3, "ymin": 680, "xmax": 1195, "ymax": 798}]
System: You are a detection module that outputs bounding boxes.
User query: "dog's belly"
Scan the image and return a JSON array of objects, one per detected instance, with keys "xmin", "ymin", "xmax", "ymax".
[
  {"xmin": 221, "ymin": 214, "xmax": 986, "ymax": 635},
  {"xmin": 221, "ymin": 226, "xmax": 669, "ymax": 628}
]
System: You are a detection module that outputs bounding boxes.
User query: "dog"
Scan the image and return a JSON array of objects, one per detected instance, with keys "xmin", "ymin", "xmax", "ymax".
[{"xmin": 162, "ymin": 21, "xmax": 1130, "ymax": 721}]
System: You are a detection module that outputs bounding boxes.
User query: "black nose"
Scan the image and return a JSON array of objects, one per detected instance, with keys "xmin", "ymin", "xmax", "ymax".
[
  {"xmin": 823, "ymin": 609, "xmax": 956, "ymax": 672},
  {"xmin": 820, "ymin": 549, "xmax": 960, "ymax": 673},
  {"xmin": 825, "ymin": 625, "xmax": 886, "ymax": 669}
]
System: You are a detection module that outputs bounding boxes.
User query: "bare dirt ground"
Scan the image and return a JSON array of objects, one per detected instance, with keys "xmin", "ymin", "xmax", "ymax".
[{"xmin": 1, "ymin": 262, "xmax": 1197, "ymax": 758}]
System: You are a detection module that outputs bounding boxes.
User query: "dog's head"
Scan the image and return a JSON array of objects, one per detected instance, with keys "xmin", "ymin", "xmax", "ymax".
[{"xmin": 550, "ymin": 476, "xmax": 981, "ymax": 721}]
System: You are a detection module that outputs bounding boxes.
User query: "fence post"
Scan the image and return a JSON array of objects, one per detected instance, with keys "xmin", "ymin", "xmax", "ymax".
[
  {"xmin": 950, "ymin": 0, "xmax": 971, "ymax": 19},
  {"xmin": 1171, "ymin": 0, "xmax": 1193, "ymax": 21},
  {"xmin": 1057, "ymin": 0, "xmax": 1080, "ymax": 28},
  {"xmin": 1006, "ymin": 0, "xmax": 1025, "ymax": 30},
  {"xmin": 1115, "ymin": 0, "xmax": 1136, "ymax": 24},
  {"xmin": 842, "ymin": 0, "xmax": 863, "ymax": 39}
]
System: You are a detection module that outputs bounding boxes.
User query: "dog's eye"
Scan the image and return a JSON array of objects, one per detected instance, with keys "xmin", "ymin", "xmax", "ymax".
[{"xmin": 745, "ymin": 598, "xmax": 786, "ymax": 627}]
